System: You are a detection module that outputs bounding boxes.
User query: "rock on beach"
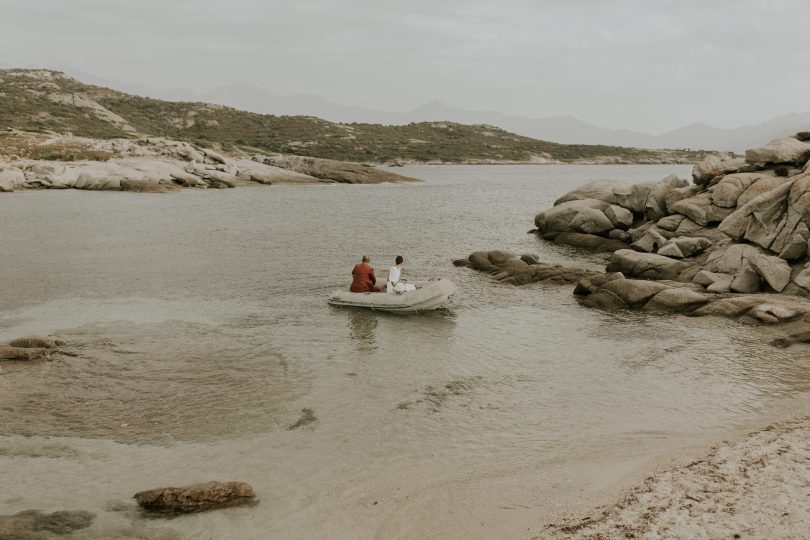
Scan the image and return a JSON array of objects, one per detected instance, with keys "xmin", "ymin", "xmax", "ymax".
[{"xmin": 133, "ymin": 481, "xmax": 257, "ymax": 513}]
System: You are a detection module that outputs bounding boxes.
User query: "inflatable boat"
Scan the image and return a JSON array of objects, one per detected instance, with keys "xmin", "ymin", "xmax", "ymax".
[{"xmin": 327, "ymin": 279, "xmax": 456, "ymax": 313}]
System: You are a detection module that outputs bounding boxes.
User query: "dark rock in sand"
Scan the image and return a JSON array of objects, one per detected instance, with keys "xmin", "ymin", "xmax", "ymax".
[
  {"xmin": 133, "ymin": 481, "xmax": 256, "ymax": 513},
  {"xmin": 0, "ymin": 509, "xmax": 94, "ymax": 539},
  {"xmin": 771, "ymin": 330, "xmax": 810, "ymax": 348},
  {"xmin": 7, "ymin": 336, "xmax": 66, "ymax": 349},
  {"xmin": 0, "ymin": 346, "xmax": 51, "ymax": 361}
]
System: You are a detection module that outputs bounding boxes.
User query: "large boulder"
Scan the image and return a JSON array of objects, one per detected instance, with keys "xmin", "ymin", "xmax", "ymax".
[
  {"xmin": 644, "ymin": 175, "xmax": 689, "ymax": 220},
  {"xmin": 553, "ymin": 180, "xmax": 621, "ymax": 206},
  {"xmin": 567, "ymin": 206, "xmax": 615, "ymax": 234},
  {"xmin": 133, "ymin": 481, "xmax": 256, "ymax": 513},
  {"xmin": 719, "ymin": 173, "xmax": 810, "ymax": 257},
  {"xmin": 664, "ymin": 185, "xmax": 702, "ymax": 215},
  {"xmin": 596, "ymin": 278, "xmax": 670, "ymax": 307},
  {"xmin": 736, "ymin": 175, "xmax": 793, "ymax": 207},
  {"xmin": 670, "ymin": 191, "xmax": 734, "ymax": 226},
  {"xmin": 657, "ymin": 236, "xmax": 711, "ymax": 259},
  {"xmin": 711, "ymin": 172, "xmax": 772, "ymax": 208},
  {"xmin": 604, "ymin": 204, "xmax": 633, "ymax": 229},
  {"xmin": 606, "ymin": 249, "xmax": 694, "ymax": 281},
  {"xmin": 0, "ymin": 346, "xmax": 51, "ymax": 360},
  {"xmin": 234, "ymin": 158, "xmax": 320, "ymax": 184},
  {"xmin": 644, "ymin": 287, "xmax": 711, "ymax": 312},
  {"xmin": 750, "ymin": 253, "xmax": 792, "ymax": 292},
  {"xmin": 630, "ymin": 227, "xmax": 668, "ymax": 253},
  {"xmin": 461, "ymin": 250, "xmax": 601, "ymax": 285},
  {"xmin": 534, "ymin": 199, "xmax": 610, "ymax": 233},
  {"xmin": 552, "ymin": 232, "xmax": 628, "ymax": 252},
  {"xmin": 746, "ymin": 137, "xmax": 810, "ymax": 166},
  {"xmin": 258, "ymin": 155, "xmax": 418, "ymax": 184},
  {"xmin": 692, "ymin": 155, "xmax": 749, "ymax": 186},
  {"xmin": 551, "ymin": 176, "xmax": 687, "ymax": 218},
  {"xmin": 0, "ymin": 166, "xmax": 26, "ymax": 192}
]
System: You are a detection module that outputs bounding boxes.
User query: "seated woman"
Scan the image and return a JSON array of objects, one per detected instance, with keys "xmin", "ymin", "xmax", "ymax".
[{"xmin": 388, "ymin": 256, "xmax": 417, "ymax": 294}]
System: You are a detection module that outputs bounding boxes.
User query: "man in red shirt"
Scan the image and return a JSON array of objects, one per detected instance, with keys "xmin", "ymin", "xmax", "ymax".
[{"xmin": 350, "ymin": 255, "xmax": 381, "ymax": 292}]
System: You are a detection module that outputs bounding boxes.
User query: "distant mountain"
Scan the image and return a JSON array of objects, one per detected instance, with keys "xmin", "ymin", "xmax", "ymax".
[
  {"xmin": 43, "ymin": 66, "xmax": 810, "ymax": 152},
  {"xmin": 0, "ymin": 69, "xmax": 715, "ymax": 165}
]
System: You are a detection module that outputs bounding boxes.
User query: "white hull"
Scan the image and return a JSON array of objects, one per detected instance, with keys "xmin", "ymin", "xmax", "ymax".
[{"xmin": 328, "ymin": 279, "xmax": 456, "ymax": 313}]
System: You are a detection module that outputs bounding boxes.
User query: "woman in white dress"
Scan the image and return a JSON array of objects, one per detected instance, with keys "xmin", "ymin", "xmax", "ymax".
[{"xmin": 388, "ymin": 256, "xmax": 417, "ymax": 294}]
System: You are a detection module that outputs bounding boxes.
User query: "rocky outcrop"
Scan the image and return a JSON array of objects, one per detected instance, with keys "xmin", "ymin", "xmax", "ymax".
[
  {"xmin": 0, "ymin": 335, "xmax": 65, "ymax": 361},
  {"xmin": 454, "ymin": 250, "xmax": 609, "ymax": 286},
  {"xmin": 745, "ymin": 137, "xmax": 810, "ymax": 166},
  {"xmin": 692, "ymin": 155, "xmax": 750, "ymax": 186},
  {"xmin": 0, "ymin": 131, "xmax": 419, "ymax": 193},
  {"xmin": 7, "ymin": 336, "xmax": 65, "ymax": 349},
  {"xmin": 133, "ymin": 481, "xmax": 256, "ymax": 513},
  {"xmin": 0, "ymin": 510, "xmax": 94, "ymax": 539},
  {"xmin": 533, "ymin": 133, "xmax": 810, "ymax": 299},
  {"xmin": 254, "ymin": 154, "xmax": 419, "ymax": 184},
  {"xmin": 575, "ymin": 274, "xmax": 810, "ymax": 324}
]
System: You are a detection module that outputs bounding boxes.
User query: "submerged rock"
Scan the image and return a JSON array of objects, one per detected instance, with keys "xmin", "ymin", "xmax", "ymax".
[
  {"xmin": 0, "ymin": 346, "xmax": 51, "ymax": 361},
  {"xmin": 0, "ymin": 509, "xmax": 94, "ymax": 538},
  {"xmin": 7, "ymin": 336, "xmax": 65, "ymax": 349},
  {"xmin": 459, "ymin": 250, "xmax": 603, "ymax": 286},
  {"xmin": 133, "ymin": 481, "xmax": 256, "ymax": 513}
]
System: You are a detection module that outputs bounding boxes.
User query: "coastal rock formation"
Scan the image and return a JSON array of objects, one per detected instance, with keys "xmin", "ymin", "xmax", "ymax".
[
  {"xmin": 254, "ymin": 154, "xmax": 419, "ymax": 184},
  {"xmin": 133, "ymin": 481, "xmax": 256, "ymax": 513},
  {"xmin": 0, "ymin": 131, "xmax": 419, "ymax": 193},
  {"xmin": 0, "ymin": 509, "xmax": 94, "ymax": 539},
  {"xmin": 534, "ymin": 133, "xmax": 810, "ymax": 299},
  {"xmin": 454, "ymin": 250, "xmax": 610, "ymax": 286},
  {"xmin": 0, "ymin": 335, "xmax": 66, "ymax": 361},
  {"xmin": 7, "ymin": 336, "xmax": 65, "ymax": 349}
]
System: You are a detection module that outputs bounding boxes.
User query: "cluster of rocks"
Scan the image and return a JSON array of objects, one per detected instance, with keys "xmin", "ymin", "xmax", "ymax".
[
  {"xmin": 0, "ymin": 132, "xmax": 418, "ymax": 193},
  {"xmin": 0, "ymin": 336, "xmax": 65, "ymax": 361},
  {"xmin": 453, "ymin": 250, "xmax": 603, "ymax": 286},
  {"xmin": 0, "ymin": 481, "xmax": 255, "ymax": 539},
  {"xmin": 532, "ymin": 134, "xmax": 810, "ymax": 298},
  {"xmin": 457, "ymin": 135, "xmax": 810, "ymax": 343}
]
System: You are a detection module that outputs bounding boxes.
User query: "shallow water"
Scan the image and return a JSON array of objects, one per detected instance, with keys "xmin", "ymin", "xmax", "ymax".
[{"xmin": 1, "ymin": 165, "xmax": 809, "ymax": 539}]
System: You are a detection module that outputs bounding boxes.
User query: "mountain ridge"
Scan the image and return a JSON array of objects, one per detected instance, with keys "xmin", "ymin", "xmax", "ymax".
[
  {"xmin": 50, "ymin": 67, "xmax": 808, "ymax": 152},
  {"xmin": 0, "ymin": 68, "xmax": 716, "ymax": 165}
]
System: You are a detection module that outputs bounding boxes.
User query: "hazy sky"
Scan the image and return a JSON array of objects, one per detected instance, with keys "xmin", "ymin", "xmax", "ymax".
[{"xmin": 2, "ymin": 0, "xmax": 808, "ymax": 132}]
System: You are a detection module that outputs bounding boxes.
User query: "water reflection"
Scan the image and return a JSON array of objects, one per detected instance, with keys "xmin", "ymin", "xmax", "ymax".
[{"xmin": 347, "ymin": 311, "xmax": 378, "ymax": 352}]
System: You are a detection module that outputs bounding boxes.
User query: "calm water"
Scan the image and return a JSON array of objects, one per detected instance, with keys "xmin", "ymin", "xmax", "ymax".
[{"xmin": 1, "ymin": 165, "xmax": 809, "ymax": 539}]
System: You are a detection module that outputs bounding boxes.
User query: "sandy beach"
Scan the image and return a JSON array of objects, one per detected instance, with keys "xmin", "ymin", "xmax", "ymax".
[{"xmin": 542, "ymin": 412, "xmax": 810, "ymax": 539}]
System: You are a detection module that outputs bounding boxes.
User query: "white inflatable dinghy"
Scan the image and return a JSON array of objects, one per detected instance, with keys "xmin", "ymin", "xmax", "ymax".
[{"xmin": 327, "ymin": 279, "xmax": 456, "ymax": 313}]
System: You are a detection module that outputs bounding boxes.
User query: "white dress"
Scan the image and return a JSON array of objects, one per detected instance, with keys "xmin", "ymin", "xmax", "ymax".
[{"xmin": 387, "ymin": 265, "xmax": 416, "ymax": 293}]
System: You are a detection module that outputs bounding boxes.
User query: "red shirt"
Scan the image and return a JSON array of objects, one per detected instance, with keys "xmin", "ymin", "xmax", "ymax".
[{"xmin": 350, "ymin": 262, "xmax": 377, "ymax": 292}]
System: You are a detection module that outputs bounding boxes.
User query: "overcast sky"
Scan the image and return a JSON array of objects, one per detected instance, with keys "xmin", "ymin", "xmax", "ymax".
[{"xmin": 2, "ymin": 0, "xmax": 808, "ymax": 132}]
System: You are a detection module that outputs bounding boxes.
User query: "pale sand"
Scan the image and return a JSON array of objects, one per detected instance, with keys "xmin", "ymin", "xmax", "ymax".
[{"xmin": 542, "ymin": 416, "xmax": 810, "ymax": 539}]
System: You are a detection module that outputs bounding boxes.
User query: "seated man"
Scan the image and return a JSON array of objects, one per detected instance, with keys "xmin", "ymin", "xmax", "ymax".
[{"xmin": 350, "ymin": 255, "xmax": 381, "ymax": 292}]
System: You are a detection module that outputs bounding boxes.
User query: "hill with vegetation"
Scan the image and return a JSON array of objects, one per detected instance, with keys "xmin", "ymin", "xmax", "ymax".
[{"xmin": 0, "ymin": 69, "xmax": 718, "ymax": 164}]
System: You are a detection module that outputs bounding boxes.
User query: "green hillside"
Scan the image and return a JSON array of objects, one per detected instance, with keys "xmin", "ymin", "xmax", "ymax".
[{"xmin": 0, "ymin": 69, "xmax": 715, "ymax": 164}]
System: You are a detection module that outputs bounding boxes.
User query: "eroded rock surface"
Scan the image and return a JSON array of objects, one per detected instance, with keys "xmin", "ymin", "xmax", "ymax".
[
  {"xmin": 0, "ymin": 510, "xmax": 94, "ymax": 539},
  {"xmin": 0, "ymin": 132, "xmax": 419, "ymax": 193},
  {"xmin": 133, "ymin": 481, "xmax": 256, "ymax": 513},
  {"xmin": 532, "ymin": 132, "xmax": 810, "ymax": 300},
  {"xmin": 455, "ymin": 250, "xmax": 608, "ymax": 286}
]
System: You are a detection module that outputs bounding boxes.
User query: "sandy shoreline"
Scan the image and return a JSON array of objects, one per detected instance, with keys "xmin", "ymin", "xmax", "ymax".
[{"xmin": 540, "ymin": 407, "xmax": 810, "ymax": 539}]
